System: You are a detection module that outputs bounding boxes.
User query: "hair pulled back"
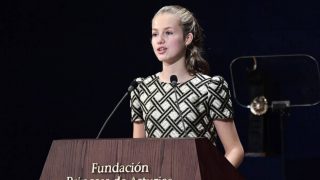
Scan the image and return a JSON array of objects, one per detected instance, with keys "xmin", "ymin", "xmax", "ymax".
[{"xmin": 153, "ymin": 5, "xmax": 210, "ymax": 75}]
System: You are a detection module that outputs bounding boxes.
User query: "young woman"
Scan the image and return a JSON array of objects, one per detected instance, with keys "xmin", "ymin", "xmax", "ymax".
[{"xmin": 130, "ymin": 5, "xmax": 244, "ymax": 168}]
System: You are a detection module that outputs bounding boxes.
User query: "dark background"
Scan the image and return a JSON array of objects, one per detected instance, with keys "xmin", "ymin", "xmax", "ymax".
[{"xmin": 2, "ymin": 0, "xmax": 320, "ymax": 179}]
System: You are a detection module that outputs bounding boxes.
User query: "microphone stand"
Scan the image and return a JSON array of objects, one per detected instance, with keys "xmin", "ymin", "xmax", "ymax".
[
  {"xmin": 96, "ymin": 79, "xmax": 139, "ymax": 139},
  {"xmin": 170, "ymin": 75, "xmax": 186, "ymax": 137},
  {"xmin": 96, "ymin": 92, "xmax": 129, "ymax": 139},
  {"xmin": 271, "ymin": 101, "xmax": 290, "ymax": 180}
]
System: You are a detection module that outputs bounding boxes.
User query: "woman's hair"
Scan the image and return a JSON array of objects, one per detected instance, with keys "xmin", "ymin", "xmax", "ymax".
[{"xmin": 153, "ymin": 5, "xmax": 210, "ymax": 75}]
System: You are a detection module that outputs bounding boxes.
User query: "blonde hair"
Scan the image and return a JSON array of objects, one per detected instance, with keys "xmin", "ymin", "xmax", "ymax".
[{"xmin": 153, "ymin": 5, "xmax": 210, "ymax": 75}]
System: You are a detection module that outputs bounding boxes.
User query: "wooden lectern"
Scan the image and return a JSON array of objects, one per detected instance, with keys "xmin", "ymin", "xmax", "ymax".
[{"xmin": 40, "ymin": 138, "xmax": 244, "ymax": 180}]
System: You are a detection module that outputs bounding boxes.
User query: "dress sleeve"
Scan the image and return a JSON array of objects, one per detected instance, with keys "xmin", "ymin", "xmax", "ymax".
[
  {"xmin": 130, "ymin": 83, "xmax": 144, "ymax": 123},
  {"xmin": 207, "ymin": 76, "xmax": 234, "ymax": 120}
]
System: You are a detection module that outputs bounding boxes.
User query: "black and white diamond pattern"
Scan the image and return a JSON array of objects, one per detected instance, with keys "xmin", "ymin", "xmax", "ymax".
[{"xmin": 130, "ymin": 73, "xmax": 233, "ymax": 144}]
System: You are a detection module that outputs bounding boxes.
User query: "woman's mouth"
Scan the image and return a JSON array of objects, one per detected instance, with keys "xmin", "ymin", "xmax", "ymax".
[{"xmin": 157, "ymin": 47, "xmax": 167, "ymax": 54}]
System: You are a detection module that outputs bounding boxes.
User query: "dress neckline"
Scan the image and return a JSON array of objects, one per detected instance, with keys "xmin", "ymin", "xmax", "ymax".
[{"xmin": 155, "ymin": 72, "xmax": 199, "ymax": 86}]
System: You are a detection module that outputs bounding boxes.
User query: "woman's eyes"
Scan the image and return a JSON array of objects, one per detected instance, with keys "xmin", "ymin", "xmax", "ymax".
[{"xmin": 151, "ymin": 31, "xmax": 173, "ymax": 37}]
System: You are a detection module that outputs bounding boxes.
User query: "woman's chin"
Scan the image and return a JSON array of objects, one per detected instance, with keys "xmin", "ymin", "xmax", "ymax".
[{"xmin": 156, "ymin": 57, "xmax": 167, "ymax": 62}]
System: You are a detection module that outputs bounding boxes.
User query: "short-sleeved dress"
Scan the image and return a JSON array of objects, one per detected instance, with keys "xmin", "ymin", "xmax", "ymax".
[{"xmin": 130, "ymin": 73, "xmax": 233, "ymax": 144}]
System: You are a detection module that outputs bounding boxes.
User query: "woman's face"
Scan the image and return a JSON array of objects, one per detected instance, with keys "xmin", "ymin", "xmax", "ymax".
[{"xmin": 151, "ymin": 13, "xmax": 187, "ymax": 64}]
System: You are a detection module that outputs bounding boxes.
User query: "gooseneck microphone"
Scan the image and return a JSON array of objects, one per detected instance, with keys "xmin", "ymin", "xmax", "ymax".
[
  {"xmin": 170, "ymin": 75, "xmax": 178, "ymax": 87},
  {"xmin": 96, "ymin": 79, "xmax": 140, "ymax": 139},
  {"xmin": 170, "ymin": 75, "xmax": 186, "ymax": 136}
]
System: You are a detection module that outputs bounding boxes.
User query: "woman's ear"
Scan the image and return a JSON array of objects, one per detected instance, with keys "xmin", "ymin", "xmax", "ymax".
[{"xmin": 185, "ymin": 33, "xmax": 193, "ymax": 46}]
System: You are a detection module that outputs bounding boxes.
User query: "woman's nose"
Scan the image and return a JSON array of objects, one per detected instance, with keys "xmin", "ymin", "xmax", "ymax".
[{"xmin": 157, "ymin": 34, "xmax": 165, "ymax": 44}]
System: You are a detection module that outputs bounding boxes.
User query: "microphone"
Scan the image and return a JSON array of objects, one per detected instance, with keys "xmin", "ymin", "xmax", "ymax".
[
  {"xmin": 170, "ymin": 75, "xmax": 186, "ymax": 136},
  {"xmin": 96, "ymin": 78, "xmax": 140, "ymax": 139},
  {"xmin": 128, "ymin": 80, "xmax": 139, "ymax": 92},
  {"xmin": 170, "ymin": 75, "xmax": 178, "ymax": 87}
]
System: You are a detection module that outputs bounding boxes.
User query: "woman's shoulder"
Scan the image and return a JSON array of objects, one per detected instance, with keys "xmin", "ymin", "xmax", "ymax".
[
  {"xmin": 133, "ymin": 73, "xmax": 159, "ymax": 88},
  {"xmin": 196, "ymin": 73, "xmax": 227, "ymax": 84},
  {"xmin": 194, "ymin": 73, "xmax": 230, "ymax": 92}
]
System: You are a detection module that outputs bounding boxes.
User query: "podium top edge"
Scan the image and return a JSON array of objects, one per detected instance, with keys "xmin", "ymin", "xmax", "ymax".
[{"xmin": 52, "ymin": 137, "xmax": 208, "ymax": 142}]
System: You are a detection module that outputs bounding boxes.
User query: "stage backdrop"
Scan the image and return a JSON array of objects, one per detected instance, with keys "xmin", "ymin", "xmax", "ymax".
[{"xmin": 2, "ymin": 0, "xmax": 319, "ymax": 179}]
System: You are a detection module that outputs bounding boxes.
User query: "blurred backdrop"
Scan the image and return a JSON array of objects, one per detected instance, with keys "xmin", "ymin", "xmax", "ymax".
[{"xmin": 2, "ymin": 0, "xmax": 320, "ymax": 179}]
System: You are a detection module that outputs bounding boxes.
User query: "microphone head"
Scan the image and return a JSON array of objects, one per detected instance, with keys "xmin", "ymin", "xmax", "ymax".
[
  {"xmin": 170, "ymin": 75, "xmax": 178, "ymax": 87},
  {"xmin": 128, "ymin": 79, "xmax": 139, "ymax": 92}
]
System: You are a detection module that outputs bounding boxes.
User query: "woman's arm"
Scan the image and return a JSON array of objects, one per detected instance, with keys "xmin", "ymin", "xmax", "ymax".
[
  {"xmin": 214, "ymin": 119, "xmax": 244, "ymax": 168},
  {"xmin": 133, "ymin": 120, "xmax": 146, "ymax": 138}
]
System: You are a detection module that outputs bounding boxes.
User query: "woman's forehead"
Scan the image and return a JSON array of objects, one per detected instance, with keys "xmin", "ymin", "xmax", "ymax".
[{"xmin": 152, "ymin": 13, "xmax": 181, "ymax": 30}]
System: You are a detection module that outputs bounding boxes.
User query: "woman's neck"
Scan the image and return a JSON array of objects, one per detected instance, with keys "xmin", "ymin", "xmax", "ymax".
[{"xmin": 159, "ymin": 59, "xmax": 193, "ymax": 83}]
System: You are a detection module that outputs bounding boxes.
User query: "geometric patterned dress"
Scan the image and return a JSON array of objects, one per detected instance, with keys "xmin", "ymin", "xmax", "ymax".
[{"xmin": 130, "ymin": 73, "xmax": 233, "ymax": 145}]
